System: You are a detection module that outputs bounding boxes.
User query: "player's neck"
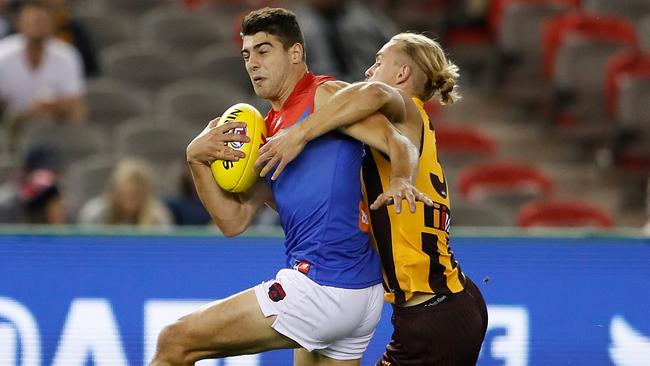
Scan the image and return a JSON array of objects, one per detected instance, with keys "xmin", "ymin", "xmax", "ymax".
[
  {"xmin": 398, "ymin": 82, "xmax": 420, "ymax": 101},
  {"xmin": 270, "ymin": 66, "xmax": 308, "ymax": 111}
]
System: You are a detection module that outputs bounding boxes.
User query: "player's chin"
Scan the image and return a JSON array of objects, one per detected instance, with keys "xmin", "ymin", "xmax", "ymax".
[{"xmin": 252, "ymin": 86, "xmax": 270, "ymax": 99}]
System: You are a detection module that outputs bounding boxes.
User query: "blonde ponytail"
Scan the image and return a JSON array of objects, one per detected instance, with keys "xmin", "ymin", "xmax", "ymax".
[{"xmin": 392, "ymin": 33, "xmax": 461, "ymax": 105}]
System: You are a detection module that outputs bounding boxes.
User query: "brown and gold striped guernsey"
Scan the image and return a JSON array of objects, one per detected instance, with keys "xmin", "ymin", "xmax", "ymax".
[{"xmin": 362, "ymin": 97, "xmax": 466, "ymax": 305}]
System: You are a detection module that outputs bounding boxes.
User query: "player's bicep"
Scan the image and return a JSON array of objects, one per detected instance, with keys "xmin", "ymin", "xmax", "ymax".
[{"xmin": 340, "ymin": 113, "xmax": 394, "ymax": 155}]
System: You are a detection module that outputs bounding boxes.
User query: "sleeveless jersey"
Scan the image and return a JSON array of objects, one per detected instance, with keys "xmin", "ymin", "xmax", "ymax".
[
  {"xmin": 264, "ymin": 72, "xmax": 382, "ymax": 289},
  {"xmin": 362, "ymin": 97, "xmax": 466, "ymax": 304}
]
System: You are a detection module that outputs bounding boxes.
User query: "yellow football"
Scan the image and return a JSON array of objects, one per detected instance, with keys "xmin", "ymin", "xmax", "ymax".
[{"xmin": 211, "ymin": 103, "xmax": 267, "ymax": 192}]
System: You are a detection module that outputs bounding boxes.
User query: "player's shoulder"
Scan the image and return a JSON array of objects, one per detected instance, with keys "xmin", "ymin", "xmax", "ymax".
[
  {"xmin": 314, "ymin": 80, "xmax": 349, "ymax": 109},
  {"xmin": 318, "ymin": 80, "xmax": 349, "ymax": 95}
]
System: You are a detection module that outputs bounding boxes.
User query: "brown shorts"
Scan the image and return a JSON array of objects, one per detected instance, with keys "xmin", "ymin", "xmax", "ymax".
[{"xmin": 376, "ymin": 278, "xmax": 488, "ymax": 366}]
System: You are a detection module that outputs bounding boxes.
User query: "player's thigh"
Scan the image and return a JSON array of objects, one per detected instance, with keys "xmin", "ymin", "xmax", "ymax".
[
  {"xmin": 169, "ymin": 288, "xmax": 300, "ymax": 360},
  {"xmin": 294, "ymin": 348, "xmax": 361, "ymax": 366}
]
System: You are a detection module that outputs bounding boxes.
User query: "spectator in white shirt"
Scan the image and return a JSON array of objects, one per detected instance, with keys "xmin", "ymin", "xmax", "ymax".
[{"xmin": 0, "ymin": 0, "xmax": 86, "ymax": 126}]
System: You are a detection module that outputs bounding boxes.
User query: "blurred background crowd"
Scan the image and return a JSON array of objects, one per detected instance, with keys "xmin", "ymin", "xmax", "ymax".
[{"xmin": 0, "ymin": 0, "xmax": 648, "ymax": 232}]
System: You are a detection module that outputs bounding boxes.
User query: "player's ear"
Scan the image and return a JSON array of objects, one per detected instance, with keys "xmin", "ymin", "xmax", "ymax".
[
  {"xmin": 290, "ymin": 43, "xmax": 304, "ymax": 64},
  {"xmin": 396, "ymin": 64, "xmax": 411, "ymax": 84}
]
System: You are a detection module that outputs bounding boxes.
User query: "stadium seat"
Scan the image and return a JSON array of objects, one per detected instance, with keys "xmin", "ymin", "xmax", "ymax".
[
  {"xmin": 555, "ymin": 37, "xmax": 631, "ymax": 98},
  {"xmin": 582, "ymin": 0, "xmax": 650, "ymax": 26},
  {"xmin": 76, "ymin": 13, "xmax": 135, "ymax": 51},
  {"xmin": 602, "ymin": 50, "xmax": 650, "ymax": 171},
  {"xmin": 435, "ymin": 124, "xmax": 497, "ymax": 162},
  {"xmin": 61, "ymin": 154, "xmax": 117, "ymax": 217},
  {"xmin": 617, "ymin": 78, "xmax": 650, "ymax": 132},
  {"xmin": 489, "ymin": 0, "xmax": 579, "ymax": 34},
  {"xmin": 155, "ymin": 79, "xmax": 246, "ymax": 131},
  {"xmin": 139, "ymin": 9, "xmax": 225, "ymax": 56},
  {"xmin": 498, "ymin": 2, "xmax": 571, "ymax": 61},
  {"xmin": 17, "ymin": 123, "xmax": 108, "ymax": 167},
  {"xmin": 457, "ymin": 162, "xmax": 554, "ymax": 205},
  {"xmin": 86, "ymin": 78, "xmax": 151, "ymax": 131},
  {"xmin": 102, "ymin": 0, "xmax": 176, "ymax": 16},
  {"xmin": 553, "ymin": 36, "xmax": 631, "ymax": 133},
  {"xmin": 102, "ymin": 43, "xmax": 187, "ymax": 94},
  {"xmin": 548, "ymin": 15, "xmax": 637, "ymax": 143},
  {"xmin": 613, "ymin": 77, "xmax": 650, "ymax": 171},
  {"xmin": 605, "ymin": 51, "xmax": 650, "ymax": 117},
  {"xmin": 193, "ymin": 46, "xmax": 252, "ymax": 95},
  {"xmin": 517, "ymin": 199, "xmax": 614, "ymax": 228},
  {"xmin": 114, "ymin": 123, "xmax": 193, "ymax": 166},
  {"xmin": 542, "ymin": 12, "xmax": 637, "ymax": 79},
  {"xmin": 640, "ymin": 15, "xmax": 650, "ymax": 52}
]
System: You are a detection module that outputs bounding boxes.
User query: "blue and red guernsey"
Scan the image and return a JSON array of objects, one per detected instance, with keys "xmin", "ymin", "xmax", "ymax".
[{"xmin": 264, "ymin": 72, "xmax": 382, "ymax": 289}]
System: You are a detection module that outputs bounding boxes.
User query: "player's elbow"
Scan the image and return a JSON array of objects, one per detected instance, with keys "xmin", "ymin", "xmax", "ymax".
[
  {"xmin": 362, "ymin": 82, "xmax": 393, "ymax": 105},
  {"xmin": 213, "ymin": 219, "xmax": 248, "ymax": 237}
]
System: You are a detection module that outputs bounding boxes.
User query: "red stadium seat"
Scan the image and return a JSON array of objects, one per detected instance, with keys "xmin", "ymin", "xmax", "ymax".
[
  {"xmin": 457, "ymin": 162, "xmax": 554, "ymax": 201},
  {"xmin": 435, "ymin": 125, "xmax": 496, "ymax": 156},
  {"xmin": 542, "ymin": 11, "xmax": 638, "ymax": 79},
  {"xmin": 605, "ymin": 50, "xmax": 650, "ymax": 118},
  {"xmin": 517, "ymin": 199, "xmax": 614, "ymax": 228}
]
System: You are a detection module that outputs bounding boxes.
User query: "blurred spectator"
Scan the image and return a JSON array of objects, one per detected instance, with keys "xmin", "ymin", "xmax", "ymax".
[
  {"xmin": 294, "ymin": 0, "xmax": 397, "ymax": 81},
  {"xmin": 78, "ymin": 159, "xmax": 173, "ymax": 228},
  {"xmin": 19, "ymin": 168, "xmax": 65, "ymax": 224},
  {"xmin": 45, "ymin": 0, "xmax": 99, "ymax": 77},
  {"xmin": 164, "ymin": 167, "xmax": 211, "ymax": 226},
  {"xmin": 0, "ymin": 0, "xmax": 86, "ymax": 128},
  {"xmin": 0, "ymin": 145, "xmax": 64, "ymax": 223}
]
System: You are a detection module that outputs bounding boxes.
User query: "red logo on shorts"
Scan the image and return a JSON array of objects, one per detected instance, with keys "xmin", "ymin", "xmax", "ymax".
[
  {"xmin": 293, "ymin": 260, "xmax": 311, "ymax": 274},
  {"xmin": 268, "ymin": 282, "xmax": 286, "ymax": 302}
]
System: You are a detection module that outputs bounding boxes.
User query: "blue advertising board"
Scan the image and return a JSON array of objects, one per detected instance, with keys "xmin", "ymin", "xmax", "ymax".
[{"xmin": 0, "ymin": 231, "xmax": 649, "ymax": 365}]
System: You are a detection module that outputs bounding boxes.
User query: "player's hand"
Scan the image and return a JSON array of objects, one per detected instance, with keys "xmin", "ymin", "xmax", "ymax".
[
  {"xmin": 370, "ymin": 177, "xmax": 434, "ymax": 213},
  {"xmin": 254, "ymin": 126, "xmax": 307, "ymax": 180},
  {"xmin": 186, "ymin": 118, "xmax": 250, "ymax": 166}
]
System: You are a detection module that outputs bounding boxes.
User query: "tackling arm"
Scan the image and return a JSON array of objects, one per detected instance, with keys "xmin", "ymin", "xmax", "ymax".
[
  {"xmin": 255, "ymin": 81, "xmax": 431, "ymax": 212},
  {"xmin": 256, "ymin": 81, "xmax": 413, "ymax": 180}
]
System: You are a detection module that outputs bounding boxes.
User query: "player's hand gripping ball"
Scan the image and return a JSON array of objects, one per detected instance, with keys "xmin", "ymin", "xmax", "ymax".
[{"xmin": 211, "ymin": 103, "xmax": 267, "ymax": 192}]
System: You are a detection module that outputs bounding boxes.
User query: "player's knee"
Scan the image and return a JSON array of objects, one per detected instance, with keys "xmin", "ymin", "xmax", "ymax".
[{"xmin": 153, "ymin": 321, "xmax": 194, "ymax": 364}]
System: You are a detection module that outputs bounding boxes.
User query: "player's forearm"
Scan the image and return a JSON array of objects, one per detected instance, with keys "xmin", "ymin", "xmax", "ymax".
[
  {"xmin": 188, "ymin": 163, "xmax": 251, "ymax": 236},
  {"xmin": 385, "ymin": 128, "xmax": 419, "ymax": 182},
  {"xmin": 299, "ymin": 83, "xmax": 396, "ymax": 142}
]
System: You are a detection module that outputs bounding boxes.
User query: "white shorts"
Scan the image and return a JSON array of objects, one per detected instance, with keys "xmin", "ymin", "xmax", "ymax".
[{"xmin": 253, "ymin": 268, "xmax": 384, "ymax": 360}]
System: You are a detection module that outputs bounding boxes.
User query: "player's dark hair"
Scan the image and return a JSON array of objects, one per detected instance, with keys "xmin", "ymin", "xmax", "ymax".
[{"xmin": 241, "ymin": 7, "xmax": 305, "ymax": 54}]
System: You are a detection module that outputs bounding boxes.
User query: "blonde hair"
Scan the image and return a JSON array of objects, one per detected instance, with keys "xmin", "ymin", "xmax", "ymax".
[
  {"xmin": 105, "ymin": 158, "xmax": 159, "ymax": 226},
  {"xmin": 391, "ymin": 32, "xmax": 461, "ymax": 105}
]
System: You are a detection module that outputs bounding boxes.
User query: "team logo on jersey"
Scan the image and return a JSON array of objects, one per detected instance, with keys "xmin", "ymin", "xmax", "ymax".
[
  {"xmin": 268, "ymin": 282, "xmax": 286, "ymax": 302},
  {"xmin": 293, "ymin": 260, "xmax": 311, "ymax": 275},
  {"xmin": 229, "ymin": 127, "xmax": 248, "ymax": 149},
  {"xmin": 429, "ymin": 172, "xmax": 447, "ymax": 199}
]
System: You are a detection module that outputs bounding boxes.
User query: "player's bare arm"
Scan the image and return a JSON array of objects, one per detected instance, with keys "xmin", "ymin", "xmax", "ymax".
[
  {"xmin": 254, "ymin": 81, "xmax": 431, "ymax": 213},
  {"xmin": 187, "ymin": 117, "xmax": 273, "ymax": 236},
  {"xmin": 255, "ymin": 81, "xmax": 403, "ymax": 175}
]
